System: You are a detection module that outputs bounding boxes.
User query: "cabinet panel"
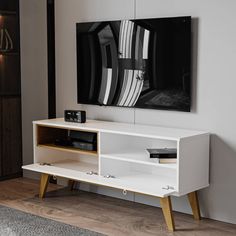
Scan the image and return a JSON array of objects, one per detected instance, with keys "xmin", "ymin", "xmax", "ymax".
[
  {"xmin": 0, "ymin": 14, "xmax": 19, "ymax": 53},
  {"xmin": 0, "ymin": 0, "xmax": 21, "ymax": 180},
  {"xmin": 0, "ymin": 0, "xmax": 18, "ymax": 12},
  {"xmin": 0, "ymin": 55, "xmax": 21, "ymax": 95},
  {"xmin": 0, "ymin": 6, "xmax": 20, "ymax": 96},
  {"xmin": 178, "ymin": 135, "xmax": 210, "ymax": 195},
  {"xmin": 1, "ymin": 97, "xmax": 22, "ymax": 176},
  {"xmin": 0, "ymin": 100, "xmax": 2, "ymax": 176}
]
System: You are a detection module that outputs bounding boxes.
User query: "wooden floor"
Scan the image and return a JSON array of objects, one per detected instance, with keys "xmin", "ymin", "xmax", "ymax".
[{"xmin": 0, "ymin": 178, "xmax": 236, "ymax": 236}]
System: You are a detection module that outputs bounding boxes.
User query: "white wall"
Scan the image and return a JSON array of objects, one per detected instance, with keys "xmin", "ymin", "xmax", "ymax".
[
  {"xmin": 53, "ymin": 0, "xmax": 236, "ymax": 224},
  {"xmin": 20, "ymin": 0, "xmax": 48, "ymax": 177}
]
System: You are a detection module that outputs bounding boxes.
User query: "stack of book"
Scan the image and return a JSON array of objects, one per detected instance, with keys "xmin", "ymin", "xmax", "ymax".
[{"xmin": 147, "ymin": 148, "xmax": 177, "ymax": 164}]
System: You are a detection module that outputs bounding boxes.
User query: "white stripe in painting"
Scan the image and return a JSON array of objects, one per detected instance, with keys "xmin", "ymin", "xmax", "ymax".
[
  {"xmin": 122, "ymin": 20, "xmax": 127, "ymax": 58},
  {"xmin": 98, "ymin": 68, "xmax": 108, "ymax": 104},
  {"xmin": 97, "ymin": 40, "xmax": 108, "ymax": 104},
  {"xmin": 124, "ymin": 70, "xmax": 139, "ymax": 106},
  {"xmin": 128, "ymin": 21, "xmax": 134, "ymax": 58},
  {"xmin": 117, "ymin": 69, "xmax": 128, "ymax": 105},
  {"xmin": 118, "ymin": 21, "xmax": 125, "ymax": 58},
  {"xmin": 133, "ymin": 71, "xmax": 144, "ymax": 106},
  {"xmin": 118, "ymin": 20, "xmax": 135, "ymax": 58},
  {"xmin": 103, "ymin": 68, "xmax": 112, "ymax": 105},
  {"xmin": 124, "ymin": 20, "xmax": 131, "ymax": 58},
  {"xmin": 128, "ymin": 70, "xmax": 142, "ymax": 106},
  {"xmin": 123, "ymin": 21, "xmax": 127, "ymax": 58},
  {"xmin": 142, "ymin": 29, "xmax": 150, "ymax": 59},
  {"xmin": 119, "ymin": 69, "xmax": 134, "ymax": 106},
  {"xmin": 135, "ymin": 26, "xmax": 141, "ymax": 60}
]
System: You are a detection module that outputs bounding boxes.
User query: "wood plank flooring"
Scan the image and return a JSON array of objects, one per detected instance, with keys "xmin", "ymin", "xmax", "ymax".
[{"xmin": 0, "ymin": 178, "xmax": 236, "ymax": 236}]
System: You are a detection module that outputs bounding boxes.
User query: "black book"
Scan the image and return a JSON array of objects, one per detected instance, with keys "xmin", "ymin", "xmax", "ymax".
[{"xmin": 147, "ymin": 148, "xmax": 177, "ymax": 159}]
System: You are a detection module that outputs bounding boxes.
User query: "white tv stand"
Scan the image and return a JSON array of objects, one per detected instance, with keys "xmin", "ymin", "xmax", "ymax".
[{"xmin": 23, "ymin": 118, "xmax": 210, "ymax": 231}]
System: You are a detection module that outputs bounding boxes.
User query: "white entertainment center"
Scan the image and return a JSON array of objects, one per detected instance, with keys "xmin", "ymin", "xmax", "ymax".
[{"xmin": 22, "ymin": 118, "xmax": 210, "ymax": 231}]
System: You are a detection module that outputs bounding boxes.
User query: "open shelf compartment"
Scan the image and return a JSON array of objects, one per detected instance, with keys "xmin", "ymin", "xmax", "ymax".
[
  {"xmin": 34, "ymin": 124, "xmax": 99, "ymax": 175},
  {"xmin": 100, "ymin": 132, "xmax": 178, "ymax": 169},
  {"xmin": 36, "ymin": 125, "xmax": 98, "ymax": 156}
]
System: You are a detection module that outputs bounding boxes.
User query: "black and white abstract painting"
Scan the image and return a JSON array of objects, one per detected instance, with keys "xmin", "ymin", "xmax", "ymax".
[{"xmin": 76, "ymin": 16, "xmax": 191, "ymax": 111}]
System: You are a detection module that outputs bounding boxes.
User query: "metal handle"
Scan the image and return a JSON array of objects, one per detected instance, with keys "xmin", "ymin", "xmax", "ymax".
[
  {"xmin": 86, "ymin": 171, "xmax": 98, "ymax": 175},
  {"xmin": 87, "ymin": 171, "xmax": 94, "ymax": 175},
  {"xmin": 162, "ymin": 185, "xmax": 175, "ymax": 190},
  {"xmin": 103, "ymin": 174, "xmax": 115, "ymax": 179}
]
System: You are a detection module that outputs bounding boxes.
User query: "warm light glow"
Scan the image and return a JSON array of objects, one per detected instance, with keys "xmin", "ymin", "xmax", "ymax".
[{"xmin": 0, "ymin": 54, "xmax": 3, "ymax": 62}]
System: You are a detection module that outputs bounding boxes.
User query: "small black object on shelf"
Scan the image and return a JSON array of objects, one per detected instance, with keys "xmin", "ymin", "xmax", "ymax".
[
  {"xmin": 147, "ymin": 148, "xmax": 177, "ymax": 164},
  {"xmin": 54, "ymin": 138, "xmax": 73, "ymax": 147},
  {"xmin": 147, "ymin": 148, "xmax": 177, "ymax": 159},
  {"xmin": 64, "ymin": 110, "xmax": 86, "ymax": 123},
  {"xmin": 54, "ymin": 130, "xmax": 97, "ymax": 152},
  {"xmin": 70, "ymin": 130, "xmax": 97, "ymax": 151}
]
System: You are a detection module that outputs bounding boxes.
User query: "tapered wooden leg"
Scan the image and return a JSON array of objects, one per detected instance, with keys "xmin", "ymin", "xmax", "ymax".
[
  {"xmin": 39, "ymin": 173, "xmax": 50, "ymax": 199},
  {"xmin": 160, "ymin": 196, "xmax": 175, "ymax": 231},
  {"xmin": 188, "ymin": 191, "xmax": 201, "ymax": 220},
  {"xmin": 68, "ymin": 180, "xmax": 76, "ymax": 191}
]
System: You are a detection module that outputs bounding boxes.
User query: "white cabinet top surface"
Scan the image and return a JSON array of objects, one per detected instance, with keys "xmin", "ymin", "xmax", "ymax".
[{"xmin": 34, "ymin": 118, "xmax": 208, "ymax": 141}]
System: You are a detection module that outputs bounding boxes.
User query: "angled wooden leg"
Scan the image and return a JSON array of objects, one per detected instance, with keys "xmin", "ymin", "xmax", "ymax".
[
  {"xmin": 39, "ymin": 173, "xmax": 50, "ymax": 199},
  {"xmin": 188, "ymin": 191, "xmax": 201, "ymax": 220},
  {"xmin": 160, "ymin": 196, "xmax": 175, "ymax": 231},
  {"xmin": 68, "ymin": 180, "xmax": 76, "ymax": 191}
]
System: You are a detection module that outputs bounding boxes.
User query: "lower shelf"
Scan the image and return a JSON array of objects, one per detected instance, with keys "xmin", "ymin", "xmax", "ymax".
[
  {"xmin": 22, "ymin": 162, "xmax": 176, "ymax": 198},
  {"xmin": 37, "ymin": 144, "xmax": 98, "ymax": 156},
  {"xmin": 101, "ymin": 152, "xmax": 177, "ymax": 169}
]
